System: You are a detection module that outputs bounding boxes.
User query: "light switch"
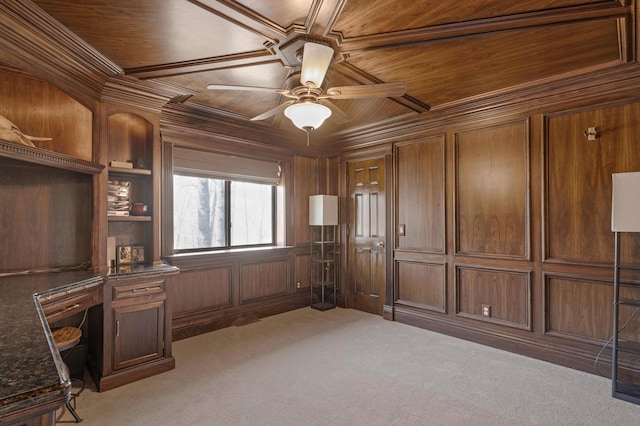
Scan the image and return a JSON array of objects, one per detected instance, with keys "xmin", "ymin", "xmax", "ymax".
[{"xmin": 399, "ymin": 224, "xmax": 406, "ymax": 236}]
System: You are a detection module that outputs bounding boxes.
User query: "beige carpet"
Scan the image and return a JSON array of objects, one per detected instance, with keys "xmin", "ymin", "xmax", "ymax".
[{"xmin": 61, "ymin": 307, "xmax": 640, "ymax": 425}]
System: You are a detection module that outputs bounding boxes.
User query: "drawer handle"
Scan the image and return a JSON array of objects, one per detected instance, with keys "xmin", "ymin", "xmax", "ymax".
[
  {"xmin": 58, "ymin": 303, "xmax": 81, "ymax": 314},
  {"xmin": 131, "ymin": 286, "xmax": 160, "ymax": 293},
  {"xmin": 116, "ymin": 320, "xmax": 120, "ymax": 337}
]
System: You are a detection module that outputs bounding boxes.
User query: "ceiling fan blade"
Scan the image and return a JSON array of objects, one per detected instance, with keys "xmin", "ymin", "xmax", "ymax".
[
  {"xmin": 318, "ymin": 99, "xmax": 351, "ymax": 124},
  {"xmin": 323, "ymin": 82, "xmax": 406, "ymax": 99},
  {"xmin": 207, "ymin": 84, "xmax": 294, "ymax": 97},
  {"xmin": 300, "ymin": 42, "xmax": 334, "ymax": 88},
  {"xmin": 250, "ymin": 100, "xmax": 295, "ymax": 121}
]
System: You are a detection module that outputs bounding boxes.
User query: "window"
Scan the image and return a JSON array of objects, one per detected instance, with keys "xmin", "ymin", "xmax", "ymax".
[{"xmin": 172, "ymin": 147, "xmax": 281, "ymax": 252}]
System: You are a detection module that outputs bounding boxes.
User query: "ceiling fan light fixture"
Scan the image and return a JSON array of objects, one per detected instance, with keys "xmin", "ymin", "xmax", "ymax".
[
  {"xmin": 284, "ymin": 102, "xmax": 332, "ymax": 131},
  {"xmin": 300, "ymin": 42, "xmax": 334, "ymax": 88}
]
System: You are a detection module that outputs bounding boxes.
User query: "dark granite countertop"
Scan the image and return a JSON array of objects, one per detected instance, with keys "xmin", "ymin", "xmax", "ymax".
[
  {"xmin": 0, "ymin": 264, "xmax": 177, "ymax": 423},
  {"xmin": 0, "ymin": 270, "xmax": 102, "ymax": 422}
]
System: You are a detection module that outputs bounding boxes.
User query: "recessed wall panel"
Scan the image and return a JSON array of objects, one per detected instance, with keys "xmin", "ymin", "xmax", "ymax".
[
  {"xmin": 395, "ymin": 136, "xmax": 445, "ymax": 253},
  {"xmin": 169, "ymin": 267, "xmax": 232, "ymax": 315},
  {"xmin": 455, "ymin": 121, "xmax": 529, "ymax": 258},
  {"xmin": 240, "ymin": 259, "xmax": 289, "ymax": 303},
  {"xmin": 456, "ymin": 265, "xmax": 531, "ymax": 330},
  {"xmin": 396, "ymin": 261, "xmax": 446, "ymax": 312}
]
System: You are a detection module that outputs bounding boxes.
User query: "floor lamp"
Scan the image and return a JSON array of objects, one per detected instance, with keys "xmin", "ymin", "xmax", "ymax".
[{"xmin": 611, "ymin": 172, "xmax": 640, "ymax": 404}]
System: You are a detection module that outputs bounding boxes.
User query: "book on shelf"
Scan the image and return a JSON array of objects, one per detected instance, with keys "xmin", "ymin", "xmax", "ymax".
[
  {"xmin": 108, "ymin": 179, "xmax": 131, "ymax": 214},
  {"xmin": 110, "ymin": 160, "xmax": 133, "ymax": 169}
]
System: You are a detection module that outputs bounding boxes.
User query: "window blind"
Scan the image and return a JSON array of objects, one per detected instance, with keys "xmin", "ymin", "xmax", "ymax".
[{"xmin": 173, "ymin": 147, "xmax": 281, "ymax": 185}]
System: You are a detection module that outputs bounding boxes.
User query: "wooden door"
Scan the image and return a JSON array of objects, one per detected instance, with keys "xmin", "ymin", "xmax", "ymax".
[{"xmin": 347, "ymin": 158, "xmax": 386, "ymax": 315}]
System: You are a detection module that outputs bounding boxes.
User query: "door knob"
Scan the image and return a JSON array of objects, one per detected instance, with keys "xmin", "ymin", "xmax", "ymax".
[{"xmin": 376, "ymin": 241, "xmax": 385, "ymax": 248}]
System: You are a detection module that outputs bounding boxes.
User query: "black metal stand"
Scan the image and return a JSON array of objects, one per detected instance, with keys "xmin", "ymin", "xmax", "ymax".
[
  {"xmin": 611, "ymin": 231, "xmax": 640, "ymax": 405},
  {"xmin": 310, "ymin": 225, "xmax": 337, "ymax": 311}
]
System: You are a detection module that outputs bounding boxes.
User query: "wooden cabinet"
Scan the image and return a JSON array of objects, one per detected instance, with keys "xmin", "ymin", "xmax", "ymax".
[
  {"xmin": 111, "ymin": 279, "xmax": 166, "ymax": 370},
  {"xmin": 87, "ymin": 269, "xmax": 177, "ymax": 392}
]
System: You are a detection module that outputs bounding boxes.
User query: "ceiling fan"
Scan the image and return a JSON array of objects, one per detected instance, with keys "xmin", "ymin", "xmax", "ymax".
[{"xmin": 206, "ymin": 42, "xmax": 406, "ymax": 139}]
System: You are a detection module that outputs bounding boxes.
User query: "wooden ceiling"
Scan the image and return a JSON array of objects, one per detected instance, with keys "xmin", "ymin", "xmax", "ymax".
[{"xmin": 25, "ymin": 0, "xmax": 632, "ymax": 137}]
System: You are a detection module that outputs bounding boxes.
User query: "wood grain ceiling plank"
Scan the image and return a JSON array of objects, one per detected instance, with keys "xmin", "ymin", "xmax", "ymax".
[
  {"xmin": 233, "ymin": 0, "xmax": 312, "ymax": 33},
  {"xmin": 333, "ymin": 2, "xmax": 629, "ymax": 53},
  {"xmin": 188, "ymin": 0, "xmax": 285, "ymax": 41},
  {"xmin": 332, "ymin": 0, "xmax": 614, "ymax": 38},
  {"xmin": 32, "ymin": 0, "xmax": 269, "ymax": 70},
  {"xmin": 345, "ymin": 19, "xmax": 622, "ymax": 107}
]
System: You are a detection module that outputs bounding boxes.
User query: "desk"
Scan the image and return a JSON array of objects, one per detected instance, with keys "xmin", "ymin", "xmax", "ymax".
[{"xmin": 0, "ymin": 271, "xmax": 102, "ymax": 425}]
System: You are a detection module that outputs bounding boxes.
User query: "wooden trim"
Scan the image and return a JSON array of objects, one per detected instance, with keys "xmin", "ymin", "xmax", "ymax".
[{"xmin": 0, "ymin": 139, "xmax": 104, "ymax": 175}]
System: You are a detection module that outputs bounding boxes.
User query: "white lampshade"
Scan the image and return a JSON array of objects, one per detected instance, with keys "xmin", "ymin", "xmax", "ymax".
[
  {"xmin": 284, "ymin": 102, "xmax": 331, "ymax": 131},
  {"xmin": 300, "ymin": 42, "xmax": 334, "ymax": 88},
  {"xmin": 611, "ymin": 172, "xmax": 640, "ymax": 232},
  {"xmin": 309, "ymin": 195, "xmax": 338, "ymax": 226}
]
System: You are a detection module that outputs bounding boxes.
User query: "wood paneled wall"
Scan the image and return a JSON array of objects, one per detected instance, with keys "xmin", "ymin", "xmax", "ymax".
[
  {"xmin": 390, "ymin": 100, "xmax": 640, "ymax": 374},
  {"xmin": 165, "ymin": 153, "xmax": 319, "ymax": 339},
  {"xmin": 0, "ymin": 157, "xmax": 92, "ymax": 272}
]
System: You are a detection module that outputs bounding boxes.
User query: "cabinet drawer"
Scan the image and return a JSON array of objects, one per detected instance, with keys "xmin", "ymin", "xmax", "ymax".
[
  {"xmin": 43, "ymin": 287, "xmax": 101, "ymax": 323},
  {"xmin": 112, "ymin": 279, "xmax": 165, "ymax": 301}
]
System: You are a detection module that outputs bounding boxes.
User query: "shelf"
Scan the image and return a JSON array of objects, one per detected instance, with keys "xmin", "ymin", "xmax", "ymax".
[
  {"xmin": 311, "ymin": 302, "xmax": 336, "ymax": 312},
  {"xmin": 108, "ymin": 215, "xmax": 152, "ymax": 222},
  {"xmin": 618, "ymin": 298, "xmax": 640, "ymax": 307},
  {"xmin": 311, "ymin": 281, "xmax": 335, "ymax": 287},
  {"xmin": 0, "ymin": 138, "xmax": 104, "ymax": 175},
  {"xmin": 108, "ymin": 166, "xmax": 151, "ymax": 176}
]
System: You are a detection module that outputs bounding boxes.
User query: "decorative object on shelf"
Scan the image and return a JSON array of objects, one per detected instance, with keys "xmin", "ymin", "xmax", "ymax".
[
  {"xmin": 116, "ymin": 245, "xmax": 132, "ymax": 265},
  {"xmin": 131, "ymin": 245, "xmax": 145, "ymax": 264},
  {"xmin": 108, "ymin": 180, "xmax": 130, "ymax": 216},
  {"xmin": 130, "ymin": 203, "xmax": 149, "ymax": 216},
  {"xmin": 309, "ymin": 195, "xmax": 338, "ymax": 311},
  {"xmin": 611, "ymin": 171, "xmax": 640, "ymax": 405},
  {"xmin": 107, "ymin": 236, "xmax": 116, "ymax": 268},
  {"xmin": 0, "ymin": 114, "xmax": 52, "ymax": 147}
]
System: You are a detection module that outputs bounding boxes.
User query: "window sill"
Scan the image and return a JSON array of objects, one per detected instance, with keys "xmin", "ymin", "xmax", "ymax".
[{"xmin": 162, "ymin": 246, "xmax": 295, "ymax": 268}]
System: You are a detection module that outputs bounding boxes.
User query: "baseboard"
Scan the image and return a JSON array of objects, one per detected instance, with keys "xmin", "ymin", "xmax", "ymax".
[
  {"xmin": 392, "ymin": 306, "xmax": 613, "ymax": 378},
  {"xmin": 92, "ymin": 357, "xmax": 175, "ymax": 392},
  {"xmin": 172, "ymin": 293, "xmax": 310, "ymax": 341}
]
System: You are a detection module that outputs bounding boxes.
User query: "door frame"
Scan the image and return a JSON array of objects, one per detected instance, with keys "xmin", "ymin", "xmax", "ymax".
[{"xmin": 339, "ymin": 149, "xmax": 394, "ymax": 319}]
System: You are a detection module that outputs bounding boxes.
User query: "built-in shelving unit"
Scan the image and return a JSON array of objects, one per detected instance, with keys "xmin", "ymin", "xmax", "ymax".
[{"xmin": 106, "ymin": 111, "xmax": 156, "ymax": 265}]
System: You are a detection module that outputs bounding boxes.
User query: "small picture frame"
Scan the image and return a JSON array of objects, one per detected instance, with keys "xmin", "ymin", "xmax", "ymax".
[
  {"xmin": 131, "ymin": 245, "xmax": 145, "ymax": 264},
  {"xmin": 116, "ymin": 245, "xmax": 132, "ymax": 265}
]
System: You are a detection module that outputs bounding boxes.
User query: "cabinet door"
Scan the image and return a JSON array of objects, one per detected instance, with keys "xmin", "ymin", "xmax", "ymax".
[{"xmin": 113, "ymin": 299, "xmax": 165, "ymax": 370}]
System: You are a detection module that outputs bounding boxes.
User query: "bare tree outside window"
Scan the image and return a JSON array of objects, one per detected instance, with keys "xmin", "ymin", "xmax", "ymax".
[
  {"xmin": 174, "ymin": 175, "xmax": 225, "ymax": 250},
  {"xmin": 174, "ymin": 175, "xmax": 274, "ymax": 251}
]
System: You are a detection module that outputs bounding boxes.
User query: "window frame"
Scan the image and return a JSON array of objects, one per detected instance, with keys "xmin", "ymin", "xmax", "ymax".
[{"xmin": 172, "ymin": 172, "xmax": 278, "ymax": 253}]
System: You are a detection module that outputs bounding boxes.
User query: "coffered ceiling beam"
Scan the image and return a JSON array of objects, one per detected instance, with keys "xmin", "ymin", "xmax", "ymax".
[
  {"xmin": 125, "ymin": 53, "xmax": 280, "ymax": 79},
  {"xmin": 333, "ymin": 62, "xmax": 430, "ymax": 112}
]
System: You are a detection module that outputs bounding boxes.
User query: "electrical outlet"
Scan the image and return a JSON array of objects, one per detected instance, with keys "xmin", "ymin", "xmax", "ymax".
[
  {"xmin": 296, "ymin": 282, "xmax": 301, "ymax": 289},
  {"xmin": 482, "ymin": 304, "xmax": 491, "ymax": 318}
]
